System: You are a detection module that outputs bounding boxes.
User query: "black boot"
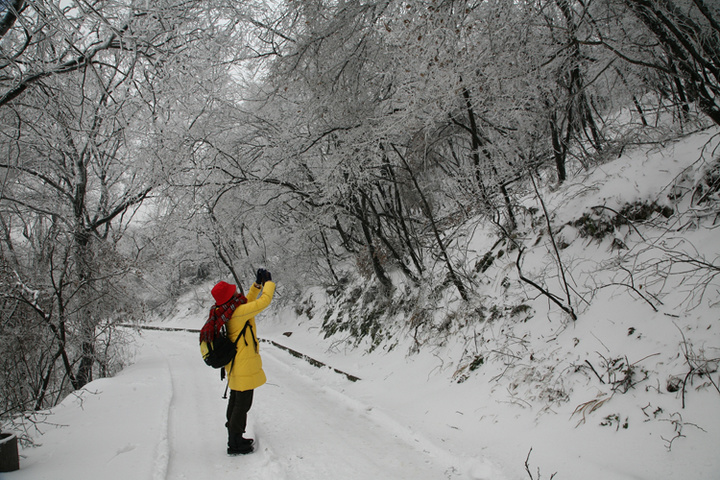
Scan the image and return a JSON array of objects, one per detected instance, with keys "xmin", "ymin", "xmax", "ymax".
[{"xmin": 227, "ymin": 431, "xmax": 253, "ymax": 455}]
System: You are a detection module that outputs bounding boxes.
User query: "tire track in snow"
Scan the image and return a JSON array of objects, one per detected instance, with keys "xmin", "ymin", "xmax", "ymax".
[
  {"xmin": 147, "ymin": 335, "xmax": 175, "ymax": 480},
  {"xmin": 148, "ymin": 330, "xmax": 287, "ymax": 480}
]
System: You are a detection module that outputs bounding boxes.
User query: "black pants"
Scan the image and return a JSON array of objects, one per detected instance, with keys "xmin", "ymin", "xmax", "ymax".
[{"xmin": 226, "ymin": 389, "xmax": 254, "ymax": 434}]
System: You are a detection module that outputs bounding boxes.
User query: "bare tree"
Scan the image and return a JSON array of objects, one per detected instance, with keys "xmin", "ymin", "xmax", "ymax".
[
  {"xmin": 587, "ymin": 0, "xmax": 720, "ymax": 127},
  {"xmin": 0, "ymin": 0, "xmax": 283, "ymax": 405}
]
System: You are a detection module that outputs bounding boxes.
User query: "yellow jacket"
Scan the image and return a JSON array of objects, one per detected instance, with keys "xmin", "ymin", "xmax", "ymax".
[{"xmin": 201, "ymin": 281, "xmax": 275, "ymax": 391}]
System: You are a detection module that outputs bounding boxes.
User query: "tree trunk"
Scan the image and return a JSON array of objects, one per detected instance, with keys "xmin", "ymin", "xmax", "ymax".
[
  {"xmin": 549, "ymin": 107, "xmax": 568, "ymax": 183},
  {"xmin": 392, "ymin": 144, "xmax": 468, "ymax": 301},
  {"xmin": 358, "ymin": 206, "xmax": 393, "ymax": 290},
  {"xmin": 461, "ymin": 86, "xmax": 517, "ymax": 231},
  {"xmin": 349, "ymin": 193, "xmax": 392, "ymax": 290},
  {"xmin": 72, "ymin": 225, "xmax": 95, "ymax": 390}
]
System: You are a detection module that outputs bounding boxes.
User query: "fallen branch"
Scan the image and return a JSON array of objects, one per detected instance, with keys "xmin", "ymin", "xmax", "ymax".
[
  {"xmin": 516, "ymin": 248, "xmax": 577, "ymax": 321},
  {"xmin": 529, "ymin": 170, "xmax": 574, "ymax": 315}
]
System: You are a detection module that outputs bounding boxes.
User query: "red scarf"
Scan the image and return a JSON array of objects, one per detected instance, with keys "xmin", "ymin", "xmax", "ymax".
[{"xmin": 199, "ymin": 293, "xmax": 247, "ymax": 343}]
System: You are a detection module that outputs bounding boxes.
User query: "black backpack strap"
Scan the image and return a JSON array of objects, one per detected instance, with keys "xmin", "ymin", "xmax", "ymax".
[
  {"xmin": 233, "ymin": 323, "xmax": 245, "ymax": 346},
  {"xmin": 237, "ymin": 320, "xmax": 259, "ymax": 353}
]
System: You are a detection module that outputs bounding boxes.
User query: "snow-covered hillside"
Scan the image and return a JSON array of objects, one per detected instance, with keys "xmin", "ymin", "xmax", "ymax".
[{"xmin": 3, "ymin": 127, "xmax": 719, "ymax": 480}]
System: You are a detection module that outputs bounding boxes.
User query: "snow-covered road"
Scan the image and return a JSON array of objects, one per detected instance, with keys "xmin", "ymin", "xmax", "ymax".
[
  {"xmin": 156, "ymin": 330, "xmax": 456, "ymax": 480},
  {"xmin": 7, "ymin": 328, "xmax": 461, "ymax": 480}
]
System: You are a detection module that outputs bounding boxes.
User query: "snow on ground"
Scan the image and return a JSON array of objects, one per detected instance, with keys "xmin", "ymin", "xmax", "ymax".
[
  {"xmin": 6, "ymin": 326, "xmax": 492, "ymax": 480},
  {"xmin": 3, "ymin": 127, "xmax": 720, "ymax": 480},
  {"xmin": 7, "ymin": 294, "xmax": 717, "ymax": 480}
]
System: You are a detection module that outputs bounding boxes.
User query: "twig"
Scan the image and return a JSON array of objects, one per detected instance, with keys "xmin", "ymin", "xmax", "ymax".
[
  {"xmin": 584, "ymin": 360, "xmax": 605, "ymax": 384},
  {"xmin": 525, "ymin": 448, "xmax": 534, "ymax": 479},
  {"xmin": 631, "ymin": 353, "xmax": 661, "ymax": 366},
  {"xmin": 659, "ymin": 412, "xmax": 706, "ymax": 451},
  {"xmin": 525, "ymin": 448, "xmax": 557, "ymax": 480},
  {"xmin": 675, "ymin": 323, "xmax": 694, "ymax": 409}
]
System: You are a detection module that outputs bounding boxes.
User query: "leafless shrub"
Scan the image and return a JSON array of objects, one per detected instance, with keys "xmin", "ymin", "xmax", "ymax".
[
  {"xmin": 584, "ymin": 353, "xmax": 653, "ymax": 394},
  {"xmin": 675, "ymin": 324, "xmax": 720, "ymax": 408}
]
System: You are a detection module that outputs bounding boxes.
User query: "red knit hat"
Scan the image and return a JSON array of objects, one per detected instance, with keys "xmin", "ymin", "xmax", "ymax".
[{"xmin": 211, "ymin": 281, "xmax": 236, "ymax": 305}]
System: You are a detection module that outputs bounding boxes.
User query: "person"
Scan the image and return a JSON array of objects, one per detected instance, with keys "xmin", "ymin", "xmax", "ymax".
[{"xmin": 200, "ymin": 268, "xmax": 275, "ymax": 455}]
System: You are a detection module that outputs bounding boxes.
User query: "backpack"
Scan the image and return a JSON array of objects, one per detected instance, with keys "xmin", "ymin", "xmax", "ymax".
[
  {"xmin": 201, "ymin": 321, "xmax": 257, "ymax": 369},
  {"xmin": 202, "ymin": 324, "xmax": 241, "ymax": 368}
]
